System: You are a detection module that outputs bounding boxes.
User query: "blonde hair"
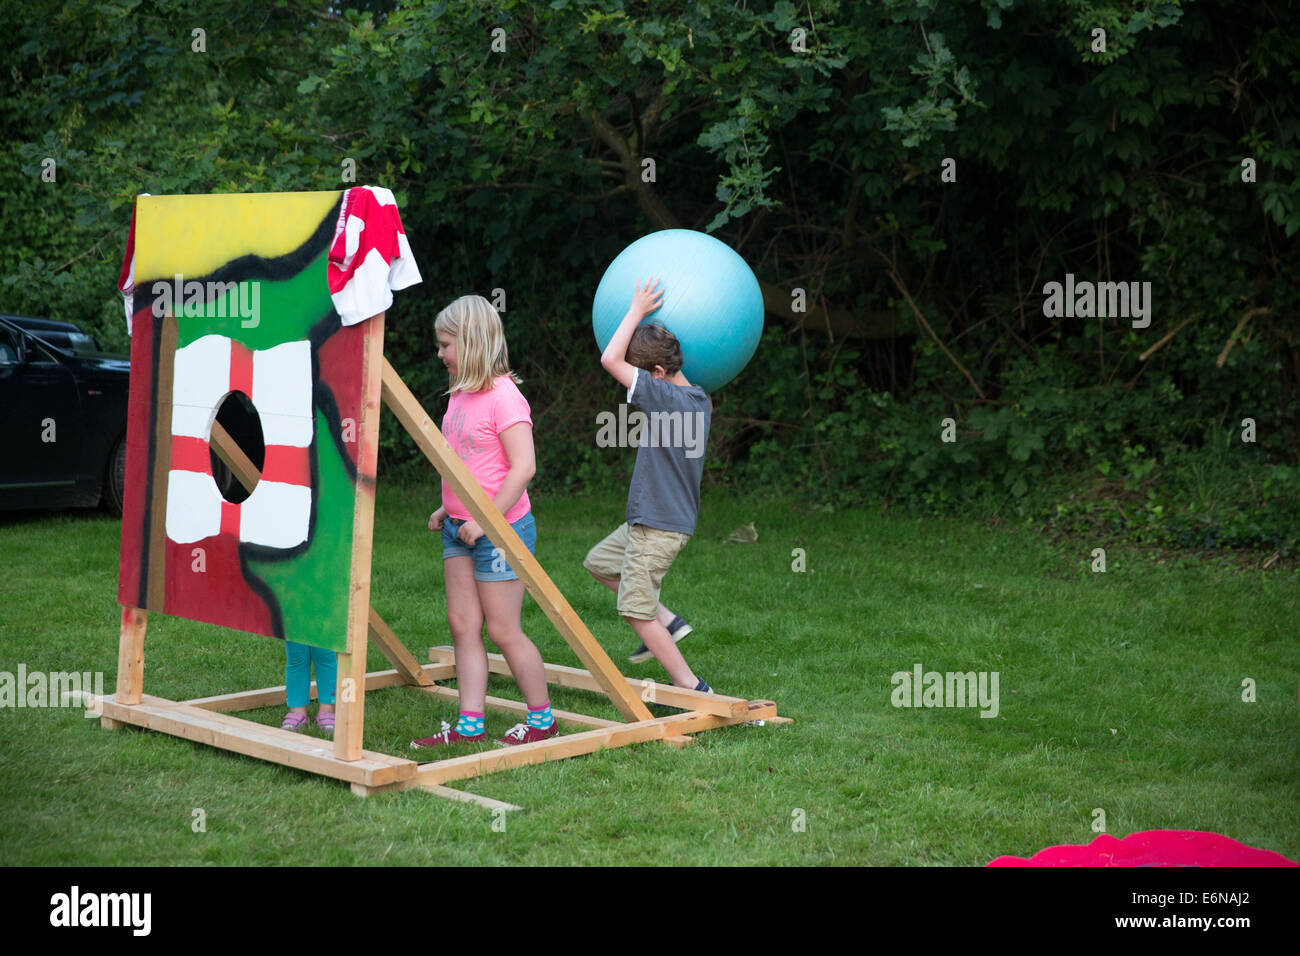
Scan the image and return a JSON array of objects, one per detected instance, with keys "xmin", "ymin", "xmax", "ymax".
[{"xmin": 434, "ymin": 294, "xmax": 521, "ymax": 394}]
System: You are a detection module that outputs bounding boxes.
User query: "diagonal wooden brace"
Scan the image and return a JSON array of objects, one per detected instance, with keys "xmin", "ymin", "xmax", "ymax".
[{"xmin": 380, "ymin": 359, "xmax": 653, "ymax": 722}]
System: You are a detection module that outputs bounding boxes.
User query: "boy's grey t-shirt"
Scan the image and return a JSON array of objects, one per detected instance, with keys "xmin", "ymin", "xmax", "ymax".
[{"xmin": 625, "ymin": 367, "xmax": 712, "ymax": 536}]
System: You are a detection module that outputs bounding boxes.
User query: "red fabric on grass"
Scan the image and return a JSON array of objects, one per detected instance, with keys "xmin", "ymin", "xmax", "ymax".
[{"xmin": 988, "ymin": 830, "xmax": 1298, "ymax": 867}]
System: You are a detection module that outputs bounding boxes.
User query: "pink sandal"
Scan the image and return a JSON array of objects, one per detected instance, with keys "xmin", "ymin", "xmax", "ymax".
[
  {"xmin": 315, "ymin": 710, "xmax": 335, "ymax": 735},
  {"xmin": 281, "ymin": 711, "xmax": 309, "ymax": 732}
]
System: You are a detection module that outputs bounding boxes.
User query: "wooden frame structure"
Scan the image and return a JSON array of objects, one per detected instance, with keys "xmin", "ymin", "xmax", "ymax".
[{"xmin": 98, "ymin": 314, "xmax": 785, "ymax": 808}]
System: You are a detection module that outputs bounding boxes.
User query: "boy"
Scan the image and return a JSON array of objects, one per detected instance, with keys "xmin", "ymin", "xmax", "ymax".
[{"xmin": 584, "ymin": 278, "xmax": 713, "ymax": 692}]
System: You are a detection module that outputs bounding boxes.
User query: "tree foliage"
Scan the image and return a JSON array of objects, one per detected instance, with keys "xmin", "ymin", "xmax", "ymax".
[{"xmin": 6, "ymin": 0, "xmax": 1297, "ymax": 548}]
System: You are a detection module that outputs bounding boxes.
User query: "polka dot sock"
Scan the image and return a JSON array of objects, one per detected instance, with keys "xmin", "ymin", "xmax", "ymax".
[
  {"xmin": 527, "ymin": 702, "xmax": 555, "ymax": 730},
  {"xmin": 455, "ymin": 711, "xmax": 485, "ymax": 737}
]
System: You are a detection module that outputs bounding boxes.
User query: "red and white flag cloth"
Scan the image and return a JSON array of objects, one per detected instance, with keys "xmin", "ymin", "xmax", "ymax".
[
  {"xmin": 117, "ymin": 194, "xmax": 148, "ymax": 335},
  {"xmin": 166, "ymin": 335, "xmax": 313, "ymax": 548},
  {"xmin": 327, "ymin": 185, "xmax": 422, "ymax": 325}
]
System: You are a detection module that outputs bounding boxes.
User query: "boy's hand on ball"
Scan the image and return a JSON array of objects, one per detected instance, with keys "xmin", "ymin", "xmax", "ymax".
[
  {"xmin": 458, "ymin": 519, "xmax": 484, "ymax": 546},
  {"xmin": 629, "ymin": 277, "xmax": 664, "ymax": 320}
]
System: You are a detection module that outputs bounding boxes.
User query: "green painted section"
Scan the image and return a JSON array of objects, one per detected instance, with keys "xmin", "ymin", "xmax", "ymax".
[{"xmin": 172, "ymin": 251, "xmax": 331, "ymax": 351}]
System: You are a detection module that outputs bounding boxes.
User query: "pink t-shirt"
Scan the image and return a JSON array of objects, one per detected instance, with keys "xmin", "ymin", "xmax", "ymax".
[{"xmin": 441, "ymin": 376, "xmax": 533, "ymax": 523}]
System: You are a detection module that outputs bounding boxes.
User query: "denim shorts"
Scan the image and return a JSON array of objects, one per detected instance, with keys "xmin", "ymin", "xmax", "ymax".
[{"xmin": 442, "ymin": 512, "xmax": 536, "ymax": 582}]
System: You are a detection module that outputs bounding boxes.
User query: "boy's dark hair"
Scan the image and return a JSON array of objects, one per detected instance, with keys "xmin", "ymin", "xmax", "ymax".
[{"xmin": 626, "ymin": 323, "xmax": 682, "ymax": 375}]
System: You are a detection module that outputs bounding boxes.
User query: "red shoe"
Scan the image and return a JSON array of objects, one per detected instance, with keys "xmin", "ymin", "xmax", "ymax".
[
  {"xmin": 410, "ymin": 720, "xmax": 486, "ymax": 749},
  {"xmin": 497, "ymin": 721, "xmax": 559, "ymax": 746}
]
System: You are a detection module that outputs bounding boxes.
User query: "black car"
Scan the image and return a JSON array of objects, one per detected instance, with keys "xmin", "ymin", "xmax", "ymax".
[{"xmin": 0, "ymin": 315, "xmax": 131, "ymax": 515}]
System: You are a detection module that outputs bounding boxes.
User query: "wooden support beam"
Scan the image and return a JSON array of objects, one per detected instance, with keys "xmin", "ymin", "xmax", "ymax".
[
  {"xmin": 414, "ymin": 700, "xmax": 778, "ymax": 786},
  {"xmin": 335, "ymin": 313, "xmax": 386, "ymax": 761},
  {"xmin": 184, "ymin": 663, "xmax": 456, "ymax": 713},
  {"xmin": 350, "ymin": 781, "xmax": 408, "ymax": 798},
  {"xmin": 209, "ymin": 420, "xmax": 261, "ymax": 491},
  {"xmin": 429, "ymin": 646, "xmax": 748, "ymax": 718},
  {"xmin": 416, "ymin": 785, "xmax": 524, "ymax": 812},
  {"xmin": 409, "ymin": 683, "xmax": 623, "ymax": 731},
  {"xmin": 116, "ymin": 606, "xmax": 147, "ymax": 706},
  {"xmin": 100, "ymin": 694, "xmax": 416, "ymax": 787},
  {"xmin": 368, "ymin": 608, "xmax": 433, "ymax": 686},
  {"xmin": 382, "ymin": 359, "xmax": 652, "ymax": 723}
]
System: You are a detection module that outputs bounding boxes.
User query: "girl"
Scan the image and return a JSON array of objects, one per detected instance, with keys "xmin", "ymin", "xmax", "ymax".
[
  {"xmin": 411, "ymin": 295, "xmax": 557, "ymax": 748},
  {"xmin": 281, "ymin": 642, "xmax": 336, "ymax": 735}
]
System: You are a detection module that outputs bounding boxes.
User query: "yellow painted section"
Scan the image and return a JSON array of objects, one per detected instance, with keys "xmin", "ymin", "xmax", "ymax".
[{"xmin": 134, "ymin": 191, "xmax": 342, "ymax": 281}]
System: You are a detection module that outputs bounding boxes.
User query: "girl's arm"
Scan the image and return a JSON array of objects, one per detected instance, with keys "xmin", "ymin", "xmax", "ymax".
[
  {"xmin": 493, "ymin": 421, "xmax": 535, "ymax": 516},
  {"xmin": 600, "ymin": 277, "xmax": 663, "ymax": 389},
  {"xmin": 457, "ymin": 422, "xmax": 534, "ymax": 545}
]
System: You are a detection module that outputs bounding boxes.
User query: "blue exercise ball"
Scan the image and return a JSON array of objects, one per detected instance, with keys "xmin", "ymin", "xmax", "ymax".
[{"xmin": 592, "ymin": 229, "xmax": 765, "ymax": 392}]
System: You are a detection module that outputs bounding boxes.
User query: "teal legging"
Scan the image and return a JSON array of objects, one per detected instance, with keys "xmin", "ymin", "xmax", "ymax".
[{"xmin": 285, "ymin": 641, "xmax": 338, "ymax": 708}]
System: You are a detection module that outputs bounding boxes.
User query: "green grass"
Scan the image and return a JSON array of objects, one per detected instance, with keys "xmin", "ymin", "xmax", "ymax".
[{"xmin": 1, "ymin": 484, "xmax": 1297, "ymax": 865}]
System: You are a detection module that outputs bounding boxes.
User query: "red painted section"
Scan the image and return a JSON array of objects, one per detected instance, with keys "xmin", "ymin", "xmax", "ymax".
[
  {"xmin": 170, "ymin": 435, "xmax": 212, "ymax": 476},
  {"xmin": 316, "ymin": 321, "xmax": 366, "ymax": 468},
  {"xmin": 219, "ymin": 500, "xmax": 240, "ymax": 539},
  {"xmin": 229, "ymin": 340, "xmax": 254, "ymax": 399},
  {"xmin": 117, "ymin": 306, "xmax": 157, "ymax": 608},
  {"xmin": 163, "ymin": 535, "xmax": 274, "ymax": 637},
  {"xmin": 262, "ymin": 444, "xmax": 310, "ymax": 486}
]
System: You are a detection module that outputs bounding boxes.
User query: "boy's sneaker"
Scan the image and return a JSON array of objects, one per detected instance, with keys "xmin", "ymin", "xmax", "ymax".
[
  {"xmin": 629, "ymin": 616, "xmax": 693, "ymax": 663},
  {"xmin": 410, "ymin": 720, "xmax": 485, "ymax": 749},
  {"xmin": 497, "ymin": 722, "xmax": 560, "ymax": 747}
]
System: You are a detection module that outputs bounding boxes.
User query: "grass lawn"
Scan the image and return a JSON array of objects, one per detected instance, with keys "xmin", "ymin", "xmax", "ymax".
[{"xmin": 1, "ymin": 483, "xmax": 1296, "ymax": 865}]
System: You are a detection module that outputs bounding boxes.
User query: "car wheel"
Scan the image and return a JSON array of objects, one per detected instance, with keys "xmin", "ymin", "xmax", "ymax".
[{"xmin": 103, "ymin": 434, "xmax": 127, "ymax": 517}]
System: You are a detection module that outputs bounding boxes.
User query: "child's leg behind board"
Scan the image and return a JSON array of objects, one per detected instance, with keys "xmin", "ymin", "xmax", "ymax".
[
  {"xmin": 285, "ymin": 641, "xmax": 312, "ymax": 712},
  {"xmin": 310, "ymin": 645, "xmax": 337, "ymax": 713},
  {"xmin": 445, "ymin": 554, "xmax": 489, "ymax": 713},
  {"xmin": 477, "ymin": 578, "xmax": 550, "ymax": 709}
]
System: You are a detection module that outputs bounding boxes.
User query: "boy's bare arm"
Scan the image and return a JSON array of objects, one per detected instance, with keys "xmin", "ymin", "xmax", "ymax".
[{"xmin": 600, "ymin": 277, "xmax": 663, "ymax": 389}]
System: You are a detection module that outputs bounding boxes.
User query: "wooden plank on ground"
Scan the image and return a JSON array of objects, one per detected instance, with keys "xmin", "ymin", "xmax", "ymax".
[
  {"xmin": 409, "ymin": 683, "xmax": 622, "ymax": 730},
  {"xmin": 429, "ymin": 645, "xmax": 748, "ymax": 718},
  {"xmin": 414, "ymin": 719, "xmax": 669, "ymax": 786},
  {"xmin": 335, "ymin": 312, "xmax": 385, "ymax": 761},
  {"xmin": 416, "ymin": 785, "xmax": 524, "ymax": 812},
  {"xmin": 413, "ymin": 702, "xmax": 777, "ymax": 786},
  {"xmin": 99, "ymin": 693, "xmax": 416, "ymax": 786},
  {"xmin": 382, "ymin": 359, "xmax": 652, "ymax": 724},
  {"xmin": 184, "ymin": 663, "xmax": 456, "ymax": 713}
]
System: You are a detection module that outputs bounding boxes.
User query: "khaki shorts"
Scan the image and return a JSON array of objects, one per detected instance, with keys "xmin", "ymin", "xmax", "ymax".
[{"xmin": 583, "ymin": 522, "xmax": 691, "ymax": 621}]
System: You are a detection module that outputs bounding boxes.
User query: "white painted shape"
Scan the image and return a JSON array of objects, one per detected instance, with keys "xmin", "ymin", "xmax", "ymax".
[
  {"xmin": 240, "ymin": 481, "xmax": 310, "ymax": 548},
  {"xmin": 166, "ymin": 470, "xmax": 223, "ymax": 543},
  {"xmin": 257, "ymin": 410, "xmax": 313, "ymax": 449},
  {"xmin": 171, "ymin": 335, "xmax": 232, "ymax": 437},
  {"xmin": 251, "ymin": 340, "xmax": 312, "ymax": 416}
]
